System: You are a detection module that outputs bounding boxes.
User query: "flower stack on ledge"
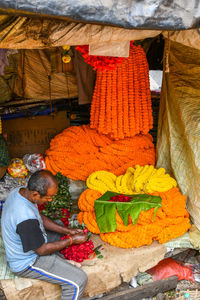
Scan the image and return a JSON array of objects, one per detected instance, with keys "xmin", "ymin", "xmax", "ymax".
[
  {"xmin": 77, "ymin": 166, "xmax": 191, "ymax": 248},
  {"xmin": 45, "ymin": 42, "xmax": 191, "ymax": 249}
]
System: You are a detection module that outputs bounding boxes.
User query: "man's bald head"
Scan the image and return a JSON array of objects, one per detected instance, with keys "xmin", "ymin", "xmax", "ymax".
[{"xmin": 27, "ymin": 170, "xmax": 58, "ymax": 197}]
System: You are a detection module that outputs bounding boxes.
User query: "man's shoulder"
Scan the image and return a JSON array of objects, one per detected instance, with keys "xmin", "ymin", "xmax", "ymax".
[
  {"xmin": 5, "ymin": 187, "xmax": 30, "ymax": 211},
  {"xmin": 7, "ymin": 187, "xmax": 24, "ymax": 201},
  {"xmin": 8, "ymin": 187, "xmax": 20, "ymax": 196}
]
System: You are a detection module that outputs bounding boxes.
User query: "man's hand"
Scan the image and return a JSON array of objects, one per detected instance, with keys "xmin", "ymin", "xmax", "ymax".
[
  {"xmin": 35, "ymin": 232, "xmax": 88, "ymax": 256},
  {"xmin": 72, "ymin": 232, "xmax": 88, "ymax": 244},
  {"xmin": 66, "ymin": 228, "xmax": 84, "ymax": 236}
]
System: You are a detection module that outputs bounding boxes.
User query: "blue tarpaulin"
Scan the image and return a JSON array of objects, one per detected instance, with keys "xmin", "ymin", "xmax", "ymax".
[{"xmin": 0, "ymin": 0, "xmax": 199, "ymax": 30}]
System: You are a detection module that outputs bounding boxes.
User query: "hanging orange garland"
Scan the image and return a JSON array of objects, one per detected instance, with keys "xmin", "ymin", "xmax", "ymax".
[{"xmin": 90, "ymin": 43, "xmax": 153, "ymax": 140}]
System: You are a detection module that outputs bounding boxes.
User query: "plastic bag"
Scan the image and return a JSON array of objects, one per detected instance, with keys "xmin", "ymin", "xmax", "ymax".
[
  {"xmin": 7, "ymin": 158, "xmax": 28, "ymax": 178},
  {"xmin": 23, "ymin": 154, "xmax": 46, "ymax": 173},
  {"xmin": 147, "ymin": 258, "xmax": 194, "ymax": 282}
]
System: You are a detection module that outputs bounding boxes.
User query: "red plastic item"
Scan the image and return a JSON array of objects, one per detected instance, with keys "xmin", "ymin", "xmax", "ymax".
[{"xmin": 147, "ymin": 258, "xmax": 194, "ymax": 282}]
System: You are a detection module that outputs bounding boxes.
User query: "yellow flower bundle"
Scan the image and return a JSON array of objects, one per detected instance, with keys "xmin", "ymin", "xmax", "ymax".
[
  {"xmin": 77, "ymin": 170, "xmax": 191, "ymax": 248},
  {"xmin": 45, "ymin": 125, "xmax": 155, "ymax": 181},
  {"xmin": 90, "ymin": 44, "xmax": 153, "ymax": 140},
  {"xmin": 86, "ymin": 165, "xmax": 177, "ymax": 195}
]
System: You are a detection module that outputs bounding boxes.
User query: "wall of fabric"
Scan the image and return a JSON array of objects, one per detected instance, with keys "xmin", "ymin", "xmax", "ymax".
[{"xmin": 156, "ymin": 40, "xmax": 200, "ymax": 229}]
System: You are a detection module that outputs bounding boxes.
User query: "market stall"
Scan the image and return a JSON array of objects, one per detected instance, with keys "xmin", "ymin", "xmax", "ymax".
[{"xmin": 0, "ymin": 1, "xmax": 200, "ymax": 299}]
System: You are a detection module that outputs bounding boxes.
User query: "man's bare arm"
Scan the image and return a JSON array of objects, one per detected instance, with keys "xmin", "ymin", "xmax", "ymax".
[{"xmin": 35, "ymin": 234, "xmax": 87, "ymax": 256}]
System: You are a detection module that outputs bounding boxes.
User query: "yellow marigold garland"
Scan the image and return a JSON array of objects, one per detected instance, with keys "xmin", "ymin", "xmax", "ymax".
[{"xmin": 86, "ymin": 166, "xmax": 177, "ymax": 195}]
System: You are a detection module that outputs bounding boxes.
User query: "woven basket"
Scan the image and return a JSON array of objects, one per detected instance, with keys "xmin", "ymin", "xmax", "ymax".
[{"xmin": 175, "ymin": 290, "xmax": 200, "ymax": 300}]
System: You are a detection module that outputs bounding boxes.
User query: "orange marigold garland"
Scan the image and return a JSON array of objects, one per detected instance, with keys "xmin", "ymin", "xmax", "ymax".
[
  {"xmin": 77, "ymin": 212, "xmax": 84, "ymax": 225},
  {"xmin": 90, "ymin": 43, "xmax": 153, "ymax": 140},
  {"xmin": 78, "ymin": 189, "xmax": 101, "ymax": 212},
  {"xmin": 45, "ymin": 125, "xmax": 155, "ymax": 181},
  {"xmin": 82, "ymin": 211, "xmax": 100, "ymax": 234},
  {"xmin": 77, "ymin": 187, "xmax": 191, "ymax": 248}
]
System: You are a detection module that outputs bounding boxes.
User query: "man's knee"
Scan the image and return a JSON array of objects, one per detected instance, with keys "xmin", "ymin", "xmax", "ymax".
[{"xmin": 79, "ymin": 269, "xmax": 88, "ymax": 289}]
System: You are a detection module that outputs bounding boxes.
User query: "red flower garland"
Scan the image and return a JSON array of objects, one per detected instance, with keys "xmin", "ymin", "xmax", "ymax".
[
  {"xmin": 60, "ymin": 236, "xmax": 94, "ymax": 262},
  {"xmin": 108, "ymin": 194, "xmax": 132, "ymax": 202},
  {"xmin": 75, "ymin": 45, "xmax": 125, "ymax": 71}
]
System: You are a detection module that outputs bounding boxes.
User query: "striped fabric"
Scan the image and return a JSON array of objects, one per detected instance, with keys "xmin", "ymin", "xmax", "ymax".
[
  {"xmin": 15, "ymin": 49, "xmax": 78, "ymax": 100},
  {"xmin": 0, "ymin": 230, "xmax": 17, "ymax": 280}
]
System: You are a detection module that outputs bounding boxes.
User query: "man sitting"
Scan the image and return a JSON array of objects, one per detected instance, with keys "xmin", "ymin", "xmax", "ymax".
[{"xmin": 1, "ymin": 170, "xmax": 88, "ymax": 300}]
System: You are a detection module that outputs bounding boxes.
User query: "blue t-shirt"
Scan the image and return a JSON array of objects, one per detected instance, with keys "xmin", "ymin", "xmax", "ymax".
[{"xmin": 1, "ymin": 188, "xmax": 47, "ymax": 272}]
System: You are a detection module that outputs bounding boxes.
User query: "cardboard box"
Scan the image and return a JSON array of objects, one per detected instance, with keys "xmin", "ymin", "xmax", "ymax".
[{"xmin": 2, "ymin": 111, "xmax": 69, "ymax": 158}]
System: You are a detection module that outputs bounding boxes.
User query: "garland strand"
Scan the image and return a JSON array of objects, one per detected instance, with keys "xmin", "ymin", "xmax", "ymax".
[{"xmin": 90, "ymin": 44, "xmax": 153, "ymax": 140}]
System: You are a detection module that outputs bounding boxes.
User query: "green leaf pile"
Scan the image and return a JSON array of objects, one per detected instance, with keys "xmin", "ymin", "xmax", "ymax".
[
  {"xmin": 94, "ymin": 192, "xmax": 162, "ymax": 233},
  {"xmin": 41, "ymin": 173, "xmax": 72, "ymax": 219}
]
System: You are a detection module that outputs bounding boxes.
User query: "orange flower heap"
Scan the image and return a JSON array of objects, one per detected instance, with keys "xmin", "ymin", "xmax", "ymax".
[
  {"xmin": 45, "ymin": 125, "xmax": 155, "ymax": 181},
  {"xmin": 90, "ymin": 43, "xmax": 153, "ymax": 140},
  {"xmin": 77, "ymin": 187, "xmax": 191, "ymax": 249}
]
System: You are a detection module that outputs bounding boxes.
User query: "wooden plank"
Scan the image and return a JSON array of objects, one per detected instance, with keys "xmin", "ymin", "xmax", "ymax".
[
  {"xmin": 101, "ymin": 276, "xmax": 178, "ymax": 300},
  {"xmin": 164, "ymin": 248, "xmax": 197, "ymax": 259},
  {"xmin": 164, "ymin": 248, "xmax": 190, "ymax": 258}
]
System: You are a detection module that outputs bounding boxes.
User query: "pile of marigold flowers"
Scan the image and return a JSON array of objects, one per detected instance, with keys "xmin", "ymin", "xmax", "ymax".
[
  {"xmin": 77, "ymin": 168, "xmax": 191, "ymax": 249},
  {"xmin": 60, "ymin": 236, "xmax": 94, "ymax": 262},
  {"xmin": 45, "ymin": 125, "xmax": 155, "ymax": 181}
]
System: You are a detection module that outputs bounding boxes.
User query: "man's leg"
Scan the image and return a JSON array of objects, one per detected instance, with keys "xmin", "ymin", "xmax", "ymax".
[
  {"xmin": 46, "ymin": 229, "xmax": 62, "ymax": 243},
  {"xmin": 46, "ymin": 219, "xmax": 63, "ymax": 243},
  {"xmin": 15, "ymin": 254, "xmax": 88, "ymax": 300}
]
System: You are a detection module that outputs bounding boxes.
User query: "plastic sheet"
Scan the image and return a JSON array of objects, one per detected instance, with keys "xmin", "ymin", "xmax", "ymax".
[
  {"xmin": 0, "ymin": 173, "xmax": 29, "ymax": 201},
  {"xmin": 23, "ymin": 154, "xmax": 46, "ymax": 173},
  {"xmin": 0, "ymin": 1, "xmax": 199, "ymax": 30},
  {"xmin": 68, "ymin": 179, "xmax": 87, "ymax": 200},
  {"xmin": 147, "ymin": 258, "xmax": 194, "ymax": 282}
]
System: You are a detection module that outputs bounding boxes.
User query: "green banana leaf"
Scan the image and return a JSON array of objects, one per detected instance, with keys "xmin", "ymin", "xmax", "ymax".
[{"xmin": 94, "ymin": 192, "xmax": 162, "ymax": 233}]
